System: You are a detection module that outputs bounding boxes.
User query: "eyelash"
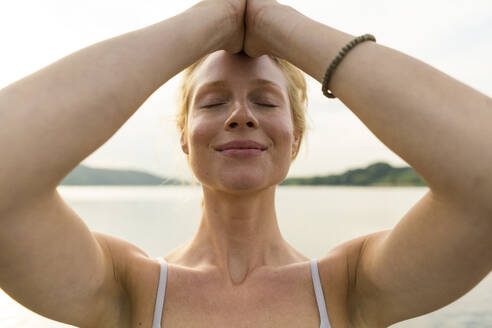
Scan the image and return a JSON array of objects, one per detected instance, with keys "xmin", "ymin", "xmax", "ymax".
[{"xmin": 202, "ymin": 103, "xmax": 277, "ymax": 108}]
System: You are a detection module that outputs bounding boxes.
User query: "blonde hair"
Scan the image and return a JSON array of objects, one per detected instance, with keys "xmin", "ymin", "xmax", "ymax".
[{"xmin": 173, "ymin": 53, "xmax": 310, "ymax": 193}]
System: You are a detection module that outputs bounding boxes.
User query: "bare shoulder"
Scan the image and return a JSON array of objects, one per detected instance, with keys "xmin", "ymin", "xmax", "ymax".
[
  {"xmin": 93, "ymin": 232, "xmax": 159, "ymax": 328},
  {"xmin": 317, "ymin": 230, "xmax": 391, "ymax": 328},
  {"xmin": 94, "ymin": 231, "xmax": 153, "ymax": 279}
]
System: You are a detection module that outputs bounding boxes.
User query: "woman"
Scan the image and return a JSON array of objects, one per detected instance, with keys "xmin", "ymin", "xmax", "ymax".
[{"xmin": 0, "ymin": 0, "xmax": 491, "ymax": 327}]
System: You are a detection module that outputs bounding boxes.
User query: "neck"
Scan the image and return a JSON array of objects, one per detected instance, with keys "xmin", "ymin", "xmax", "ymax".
[{"xmin": 183, "ymin": 185, "xmax": 297, "ymax": 285}]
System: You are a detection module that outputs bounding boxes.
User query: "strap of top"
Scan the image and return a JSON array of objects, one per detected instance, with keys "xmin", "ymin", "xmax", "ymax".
[
  {"xmin": 152, "ymin": 257, "xmax": 329, "ymax": 328},
  {"xmin": 310, "ymin": 259, "xmax": 331, "ymax": 328},
  {"xmin": 152, "ymin": 257, "xmax": 168, "ymax": 328}
]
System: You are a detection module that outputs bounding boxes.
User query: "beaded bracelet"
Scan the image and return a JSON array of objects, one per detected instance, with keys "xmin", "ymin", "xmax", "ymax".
[{"xmin": 322, "ymin": 34, "xmax": 376, "ymax": 98}]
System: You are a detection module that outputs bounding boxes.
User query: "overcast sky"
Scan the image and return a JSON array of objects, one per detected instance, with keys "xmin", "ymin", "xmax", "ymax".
[{"xmin": 1, "ymin": 0, "xmax": 491, "ymax": 182}]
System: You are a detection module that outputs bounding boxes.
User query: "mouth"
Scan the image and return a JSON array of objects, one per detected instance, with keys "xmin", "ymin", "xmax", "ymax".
[
  {"xmin": 214, "ymin": 140, "xmax": 268, "ymax": 152},
  {"xmin": 216, "ymin": 148, "xmax": 266, "ymax": 157}
]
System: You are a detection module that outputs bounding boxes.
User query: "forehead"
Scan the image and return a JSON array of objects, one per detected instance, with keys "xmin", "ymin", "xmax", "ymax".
[{"xmin": 190, "ymin": 51, "xmax": 288, "ymax": 96}]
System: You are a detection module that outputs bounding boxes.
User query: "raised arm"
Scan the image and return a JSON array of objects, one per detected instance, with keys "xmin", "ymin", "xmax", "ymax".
[
  {"xmin": 0, "ymin": 1, "xmax": 244, "ymax": 212},
  {"xmin": 246, "ymin": 3, "xmax": 492, "ymax": 205},
  {"xmin": 245, "ymin": 2, "xmax": 492, "ymax": 327},
  {"xmin": 0, "ymin": 2, "xmax": 244, "ymax": 327}
]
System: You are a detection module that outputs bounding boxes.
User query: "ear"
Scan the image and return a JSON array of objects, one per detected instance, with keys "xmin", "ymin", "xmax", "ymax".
[
  {"xmin": 291, "ymin": 130, "xmax": 301, "ymax": 158},
  {"xmin": 180, "ymin": 133, "xmax": 189, "ymax": 155}
]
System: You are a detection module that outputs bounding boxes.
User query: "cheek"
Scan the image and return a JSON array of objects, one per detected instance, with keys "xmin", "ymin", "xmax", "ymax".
[
  {"xmin": 188, "ymin": 118, "xmax": 216, "ymax": 152},
  {"xmin": 269, "ymin": 115, "xmax": 295, "ymax": 145}
]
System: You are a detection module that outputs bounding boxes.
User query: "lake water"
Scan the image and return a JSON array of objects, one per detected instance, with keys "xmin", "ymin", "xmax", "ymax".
[{"xmin": 1, "ymin": 186, "xmax": 491, "ymax": 327}]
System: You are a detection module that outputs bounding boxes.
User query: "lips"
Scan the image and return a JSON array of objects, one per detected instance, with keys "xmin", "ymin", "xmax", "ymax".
[{"xmin": 214, "ymin": 140, "xmax": 267, "ymax": 151}]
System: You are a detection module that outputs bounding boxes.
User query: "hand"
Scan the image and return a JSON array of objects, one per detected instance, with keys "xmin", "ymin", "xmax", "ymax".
[
  {"xmin": 200, "ymin": 0, "xmax": 247, "ymax": 54},
  {"xmin": 244, "ymin": 0, "xmax": 282, "ymax": 57}
]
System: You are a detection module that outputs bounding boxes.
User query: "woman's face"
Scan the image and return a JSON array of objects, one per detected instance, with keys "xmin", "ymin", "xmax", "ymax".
[{"xmin": 182, "ymin": 51, "xmax": 300, "ymax": 193}]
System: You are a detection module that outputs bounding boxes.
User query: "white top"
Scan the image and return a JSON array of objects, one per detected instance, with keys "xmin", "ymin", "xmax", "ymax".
[{"xmin": 152, "ymin": 257, "xmax": 331, "ymax": 328}]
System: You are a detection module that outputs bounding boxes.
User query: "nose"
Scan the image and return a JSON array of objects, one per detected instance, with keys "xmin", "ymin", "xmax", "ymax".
[{"xmin": 224, "ymin": 101, "xmax": 259, "ymax": 130}]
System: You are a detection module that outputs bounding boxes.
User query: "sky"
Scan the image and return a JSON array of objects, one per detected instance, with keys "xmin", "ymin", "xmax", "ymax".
[{"xmin": 1, "ymin": 0, "xmax": 491, "ymax": 182}]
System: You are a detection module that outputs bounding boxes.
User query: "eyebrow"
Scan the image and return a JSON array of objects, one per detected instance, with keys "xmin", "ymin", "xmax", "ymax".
[{"xmin": 192, "ymin": 79, "xmax": 284, "ymax": 101}]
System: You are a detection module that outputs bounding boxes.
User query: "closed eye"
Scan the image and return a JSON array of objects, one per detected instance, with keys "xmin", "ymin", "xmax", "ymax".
[
  {"xmin": 202, "ymin": 103, "xmax": 277, "ymax": 108},
  {"xmin": 202, "ymin": 103, "xmax": 226, "ymax": 108}
]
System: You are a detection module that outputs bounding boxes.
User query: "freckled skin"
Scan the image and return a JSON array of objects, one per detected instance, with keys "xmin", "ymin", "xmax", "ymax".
[{"xmin": 182, "ymin": 50, "xmax": 300, "ymax": 194}]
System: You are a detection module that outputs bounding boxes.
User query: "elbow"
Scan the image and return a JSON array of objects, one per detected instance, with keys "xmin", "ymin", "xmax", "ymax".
[
  {"xmin": 468, "ymin": 170, "xmax": 492, "ymax": 218},
  {"xmin": 431, "ymin": 167, "xmax": 492, "ymax": 218}
]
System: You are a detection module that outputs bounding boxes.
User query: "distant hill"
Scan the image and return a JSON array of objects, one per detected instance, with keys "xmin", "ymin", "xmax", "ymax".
[
  {"xmin": 59, "ymin": 162, "xmax": 426, "ymax": 187},
  {"xmin": 60, "ymin": 164, "xmax": 185, "ymax": 186},
  {"xmin": 281, "ymin": 162, "xmax": 426, "ymax": 186}
]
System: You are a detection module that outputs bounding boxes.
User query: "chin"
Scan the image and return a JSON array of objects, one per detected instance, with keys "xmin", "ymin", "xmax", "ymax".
[
  {"xmin": 223, "ymin": 176, "xmax": 266, "ymax": 191},
  {"xmin": 195, "ymin": 165, "xmax": 289, "ymax": 192},
  {"xmin": 206, "ymin": 172, "xmax": 271, "ymax": 193}
]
